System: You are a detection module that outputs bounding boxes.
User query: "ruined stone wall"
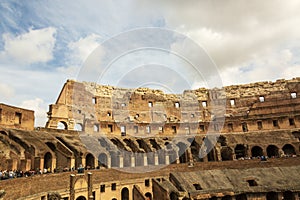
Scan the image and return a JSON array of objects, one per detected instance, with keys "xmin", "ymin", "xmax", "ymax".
[
  {"xmin": 0, "ymin": 103, "xmax": 34, "ymax": 130},
  {"xmin": 46, "ymin": 78, "xmax": 300, "ymax": 140}
]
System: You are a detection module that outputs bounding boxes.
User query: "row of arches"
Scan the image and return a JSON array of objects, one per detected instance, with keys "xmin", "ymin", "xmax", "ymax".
[{"xmin": 220, "ymin": 144, "xmax": 296, "ymax": 161}]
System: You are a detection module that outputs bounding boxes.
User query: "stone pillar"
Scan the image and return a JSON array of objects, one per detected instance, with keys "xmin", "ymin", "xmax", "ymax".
[
  {"xmin": 119, "ymin": 155, "xmax": 124, "ymax": 168},
  {"xmin": 81, "ymin": 157, "xmax": 86, "ymax": 168},
  {"xmin": 26, "ymin": 159, "xmax": 31, "ymax": 171},
  {"xmin": 39, "ymin": 158, "xmax": 44, "ymax": 171},
  {"xmin": 51, "ymin": 158, "xmax": 56, "ymax": 172},
  {"xmin": 131, "ymin": 154, "xmax": 135, "ymax": 167},
  {"xmin": 107, "ymin": 156, "xmax": 111, "ymax": 168},
  {"xmin": 165, "ymin": 154, "xmax": 170, "ymax": 165},
  {"xmin": 277, "ymin": 193, "xmax": 283, "ymax": 200},
  {"xmin": 187, "ymin": 147, "xmax": 193, "ymax": 164},
  {"xmin": 87, "ymin": 172, "xmax": 93, "ymax": 200},
  {"xmin": 143, "ymin": 154, "xmax": 148, "ymax": 166},
  {"xmin": 154, "ymin": 153, "xmax": 159, "ymax": 165},
  {"xmin": 70, "ymin": 174, "xmax": 76, "ymax": 200},
  {"xmin": 70, "ymin": 157, "xmax": 76, "ymax": 170}
]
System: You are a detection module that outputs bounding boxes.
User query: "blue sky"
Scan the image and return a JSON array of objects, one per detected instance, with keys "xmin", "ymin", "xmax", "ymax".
[{"xmin": 1, "ymin": 0, "xmax": 300, "ymax": 126}]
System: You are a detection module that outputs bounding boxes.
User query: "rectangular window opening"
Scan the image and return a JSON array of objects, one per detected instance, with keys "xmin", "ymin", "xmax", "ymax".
[
  {"xmin": 202, "ymin": 101, "xmax": 207, "ymax": 107},
  {"xmin": 111, "ymin": 183, "xmax": 116, "ymax": 191},
  {"xmin": 257, "ymin": 121, "xmax": 263, "ymax": 130},
  {"xmin": 227, "ymin": 123, "xmax": 233, "ymax": 131},
  {"xmin": 199, "ymin": 125, "xmax": 205, "ymax": 132},
  {"xmin": 259, "ymin": 96, "xmax": 265, "ymax": 102},
  {"xmin": 273, "ymin": 120, "xmax": 279, "ymax": 127},
  {"xmin": 230, "ymin": 99, "xmax": 235, "ymax": 106},
  {"xmin": 291, "ymin": 92, "xmax": 297, "ymax": 99},
  {"xmin": 134, "ymin": 126, "xmax": 138, "ymax": 134},
  {"xmin": 92, "ymin": 97, "xmax": 97, "ymax": 104},
  {"xmin": 175, "ymin": 102, "xmax": 180, "ymax": 108},
  {"xmin": 172, "ymin": 126, "xmax": 177, "ymax": 134},
  {"xmin": 146, "ymin": 126, "xmax": 151, "ymax": 134},
  {"xmin": 148, "ymin": 102, "xmax": 153, "ymax": 107},
  {"xmin": 242, "ymin": 122, "xmax": 248, "ymax": 132},
  {"xmin": 145, "ymin": 179, "xmax": 150, "ymax": 187},
  {"xmin": 100, "ymin": 184, "xmax": 105, "ymax": 193},
  {"xmin": 289, "ymin": 118, "xmax": 295, "ymax": 126},
  {"xmin": 108, "ymin": 124, "xmax": 113, "ymax": 132},
  {"xmin": 15, "ymin": 112, "xmax": 22, "ymax": 124},
  {"xmin": 121, "ymin": 126, "xmax": 126, "ymax": 136}
]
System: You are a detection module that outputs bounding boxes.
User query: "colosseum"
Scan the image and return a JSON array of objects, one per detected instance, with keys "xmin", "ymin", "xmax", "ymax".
[{"xmin": 0, "ymin": 78, "xmax": 300, "ymax": 200}]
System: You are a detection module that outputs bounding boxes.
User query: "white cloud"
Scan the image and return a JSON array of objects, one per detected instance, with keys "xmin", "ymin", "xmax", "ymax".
[
  {"xmin": 20, "ymin": 98, "xmax": 48, "ymax": 127},
  {"xmin": 1, "ymin": 27, "xmax": 56, "ymax": 65},
  {"xmin": 67, "ymin": 34, "xmax": 102, "ymax": 65},
  {"xmin": 0, "ymin": 82, "xmax": 15, "ymax": 101}
]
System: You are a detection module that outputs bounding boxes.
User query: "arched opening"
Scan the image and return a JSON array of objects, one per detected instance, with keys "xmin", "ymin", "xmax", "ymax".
[
  {"xmin": 158, "ymin": 149, "xmax": 166, "ymax": 165},
  {"xmin": 221, "ymin": 147, "xmax": 233, "ymax": 161},
  {"xmin": 44, "ymin": 152, "xmax": 52, "ymax": 171},
  {"xmin": 283, "ymin": 191, "xmax": 295, "ymax": 200},
  {"xmin": 204, "ymin": 139, "xmax": 217, "ymax": 161},
  {"xmin": 222, "ymin": 195, "xmax": 232, "ymax": 200},
  {"xmin": 123, "ymin": 152, "xmax": 131, "ymax": 167},
  {"xmin": 177, "ymin": 142, "xmax": 188, "ymax": 163},
  {"xmin": 191, "ymin": 140, "xmax": 201, "ymax": 162},
  {"xmin": 76, "ymin": 196, "xmax": 86, "ymax": 200},
  {"xmin": 236, "ymin": 194, "xmax": 247, "ymax": 200},
  {"xmin": 168, "ymin": 150, "xmax": 177, "ymax": 164},
  {"xmin": 282, "ymin": 144, "xmax": 296, "ymax": 156},
  {"xmin": 98, "ymin": 153, "xmax": 108, "ymax": 168},
  {"xmin": 85, "ymin": 153, "xmax": 95, "ymax": 169},
  {"xmin": 135, "ymin": 153, "xmax": 144, "ymax": 166},
  {"xmin": 110, "ymin": 151, "xmax": 119, "ymax": 167},
  {"xmin": 75, "ymin": 123, "xmax": 83, "ymax": 131},
  {"xmin": 170, "ymin": 192, "xmax": 178, "ymax": 200},
  {"xmin": 121, "ymin": 187, "xmax": 129, "ymax": 200},
  {"xmin": 267, "ymin": 145, "xmax": 279, "ymax": 158},
  {"xmin": 57, "ymin": 121, "xmax": 68, "ymax": 130},
  {"xmin": 251, "ymin": 146, "xmax": 263, "ymax": 157},
  {"xmin": 145, "ymin": 192, "xmax": 152, "ymax": 200},
  {"xmin": 266, "ymin": 192, "xmax": 278, "ymax": 200},
  {"xmin": 235, "ymin": 144, "xmax": 247, "ymax": 159}
]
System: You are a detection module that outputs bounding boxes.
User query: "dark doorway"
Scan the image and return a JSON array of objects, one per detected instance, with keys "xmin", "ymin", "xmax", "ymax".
[
  {"xmin": 221, "ymin": 147, "xmax": 233, "ymax": 161},
  {"xmin": 251, "ymin": 146, "xmax": 263, "ymax": 157},
  {"xmin": 121, "ymin": 187, "xmax": 129, "ymax": 200},
  {"xmin": 235, "ymin": 144, "xmax": 247, "ymax": 159},
  {"xmin": 267, "ymin": 145, "xmax": 279, "ymax": 157},
  {"xmin": 282, "ymin": 144, "xmax": 296, "ymax": 156},
  {"xmin": 44, "ymin": 152, "xmax": 52, "ymax": 170}
]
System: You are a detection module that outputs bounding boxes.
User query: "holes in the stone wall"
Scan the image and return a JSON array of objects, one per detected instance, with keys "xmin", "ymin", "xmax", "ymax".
[
  {"xmin": 108, "ymin": 124, "xmax": 113, "ymax": 132},
  {"xmin": 202, "ymin": 101, "xmax": 207, "ymax": 107},
  {"xmin": 100, "ymin": 184, "xmax": 105, "ymax": 192},
  {"xmin": 247, "ymin": 179, "xmax": 258, "ymax": 186},
  {"xmin": 259, "ymin": 96, "xmax": 265, "ymax": 102},
  {"xmin": 148, "ymin": 101, "xmax": 153, "ymax": 107},
  {"xmin": 257, "ymin": 121, "xmax": 263, "ymax": 130},
  {"xmin": 193, "ymin": 183, "xmax": 202, "ymax": 190},
  {"xmin": 227, "ymin": 123, "xmax": 233, "ymax": 132},
  {"xmin": 145, "ymin": 179, "xmax": 150, "ymax": 187},
  {"xmin": 230, "ymin": 99, "xmax": 235, "ymax": 106},
  {"xmin": 111, "ymin": 183, "xmax": 116, "ymax": 191},
  {"xmin": 291, "ymin": 92, "xmax": 297, "ymax": 99},
  {"xmin": 242, "ymin": 122, "xmax": 248, "ymax": 132},
  {"xmin": 15, "ymin": 112, "xmax": 22, "ymax": 124},
  {"xmin": 94, "ymin": 124, "xmax": 99, "ymax": 132},
  {"xmin": 174, "ymin": 102, "xmax": 180, "ymax": 108},
  {"xmin": 199, "ymin": 124, "xmax": 205, "ymax": 132},
  {"xmin": 92, "ymin": 97, "xmax": 97, "ymax": 104},
  {"xmin": 273, "ymin": 120, "xmax": 279, "ymax": 127},
  {"xmin": 289, "ymin": 118, "xmax": 295, "ymax": 126}
]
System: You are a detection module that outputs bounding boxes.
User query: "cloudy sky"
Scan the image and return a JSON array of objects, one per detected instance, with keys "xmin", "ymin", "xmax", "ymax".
[{"xmin": 0, "ymin": 0, "xmax": 300, "ymax": 126}]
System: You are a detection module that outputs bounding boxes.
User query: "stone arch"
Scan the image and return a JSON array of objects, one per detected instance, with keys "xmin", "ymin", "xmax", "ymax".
[
  {"xmin": 266, "ymin": 192, "xmax": 278, "ymax": 200},
  {"xmin": 121, "ymin": 187, "xmax": 129, "ymax": 200},
  {"xmin": 176, "ymin": 142, "xmax": 188, "ymax": 163},
  {"xmin": 235, "ymin": 144, "xmax": 247, "ymax": 159},
  {"xmin": 222, "ymin": 195, "xmax": 232, "ymax": 200},
  {"xmin": 282, "ymin": 144, "xmax": 296, "ymax": 156},
  {"xmin": 75, "ymin": 123, "xmax": 83, "ymax": 131},
  {"xmin": 145, "ymin": 192, "xmax": 152, "ymax": 200},
  {"xmin": 168, "ymin": 149, "xmax": 177, "ymax": 164},
  {"xmin": 204, "ymin": 139, "xmax": 217, "ymax": 161},
  {"xmin": 283, "ymin": 191, "xmax": 295, "ymax": 200},
  {"xmin": 85, "ymin": 153, "xmax": 95, "ymax": 169},
  {"xmin": 76, "ymin": 196, "xmax": 86, "ymax": 200},
  {"xmin": 191, "ymin": 140, "xmax": 201, "ymax": 162},
  {"xmin": 221, "ymin": 147, "xmax": 233, "ymax": 161},
  {"xmin": 267, "ymin": 145, "xmax": 279, "ymax": 157},
  {"xmin": 251, "ymin": 146, "xmax": 263, "ymax": 157},
  {"xmin": 57, "ymin": 121, "xmax": 68, "ymax": 130},
  {"xmin": 236, "ymin": 194, "xmax": 247, "ymax": 200},
  {"xmin": 170, "ymin": 192, "xmax": 178, "ymax": 200},
  {"xmin": 98, "ymin": 153, "xmax": 108, "ymax": 167},
  {"xmin": 44, "ymin": 152, "xmax": 52, "ymax": 170}
]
